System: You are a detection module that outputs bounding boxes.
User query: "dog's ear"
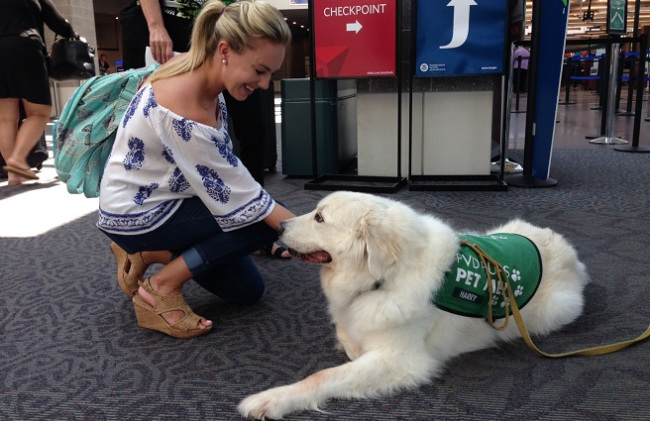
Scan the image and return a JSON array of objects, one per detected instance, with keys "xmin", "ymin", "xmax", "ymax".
[{"xmin": 360, "ymin": 209, "xmax": 401, "ymax": 279}]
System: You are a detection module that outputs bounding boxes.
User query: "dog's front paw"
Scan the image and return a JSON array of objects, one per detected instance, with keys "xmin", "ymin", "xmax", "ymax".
[
  {"xmin": 238, "ymin": 385, "xmax": 314, "ymax": 420},
  {"xmin": 238, "ymin": 390, "xmax": 280, "ymax": 420}
]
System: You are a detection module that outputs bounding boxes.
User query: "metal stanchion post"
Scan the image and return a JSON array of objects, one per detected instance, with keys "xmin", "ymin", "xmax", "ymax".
[
  {"xmin": 586, "ymin": 53, "xmax": 608, "ymax": 139},
  {"xmin": 646, "ymin": 55, "xmax": 650, "ymax": 122},
  {"xmin": 615, "ymin": 34, "xmax": 650, "ymax": 153},
  {"xmin": 512, "ymin": 56, "xmax": 525, "ymax": 113},
  {"xmin": 616, "ymin": 50, "xmax": 634, "ymax": 116},
  {"xmin": 646, "ymin": 83, "xmax": 650, "ymax": 121},
  {"xmin": 614, "ymin": 48, "xmax": 628, "ymax": 115},
  {"xmin": 559, "ymin": 57, "xmax": 575, "ymax": 105},
  {"xmin": 590, "ymin": 55, "xmax": 605, "ymax": 110},
  {"xmin": 590, "ymin": 42, "xmax": 628, "ymax": 145},
  {"xmin": 623, "ymin": 53, "xmax": 637, "ymax": 114}
]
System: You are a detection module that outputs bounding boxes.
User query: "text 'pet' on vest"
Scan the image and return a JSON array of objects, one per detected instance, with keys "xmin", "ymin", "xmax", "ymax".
[{"xmin": 433, "ymin": 233, "xmax": 542, "ymax": 319}]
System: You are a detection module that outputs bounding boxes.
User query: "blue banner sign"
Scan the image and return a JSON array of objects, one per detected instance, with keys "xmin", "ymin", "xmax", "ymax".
[{"xmin": 415, "ymin": 0, "xmax": 507, "ymax": 76}]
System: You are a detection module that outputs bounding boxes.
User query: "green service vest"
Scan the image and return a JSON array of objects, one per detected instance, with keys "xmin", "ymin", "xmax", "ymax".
[{"xmin": 432, "ymin": 233, "xmax": 542, "ymax": 319}]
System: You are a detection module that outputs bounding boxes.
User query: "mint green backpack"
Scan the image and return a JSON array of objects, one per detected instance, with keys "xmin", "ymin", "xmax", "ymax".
[{"xmin": 53, "ymin": 64, "xmax": 159, "ymax": 197}]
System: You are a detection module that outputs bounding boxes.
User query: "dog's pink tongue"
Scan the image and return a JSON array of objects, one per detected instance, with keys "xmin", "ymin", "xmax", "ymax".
[
  {"xmin": 309, "ymin": 251, "xmax": 332, "ymax": 263},
  {"xmin": 289, "ymin": 249, "xmax": 332, "ymax": 264}
]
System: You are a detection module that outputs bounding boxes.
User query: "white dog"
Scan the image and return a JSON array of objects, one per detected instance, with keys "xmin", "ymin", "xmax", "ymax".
[{"xmin": 238, "ymin": 191, "xmax": 589, "ymax": 420}]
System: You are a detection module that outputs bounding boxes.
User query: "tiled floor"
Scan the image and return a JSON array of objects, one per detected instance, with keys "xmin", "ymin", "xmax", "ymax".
[{"xmin": 509, "ymin": 87, "xmax": 650, "ymax": 150}]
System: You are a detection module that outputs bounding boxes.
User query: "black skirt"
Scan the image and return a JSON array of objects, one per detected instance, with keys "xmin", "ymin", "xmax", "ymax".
[{"xmin": 0, "ymin": 35, "xmax": 51, "ymax": 105}]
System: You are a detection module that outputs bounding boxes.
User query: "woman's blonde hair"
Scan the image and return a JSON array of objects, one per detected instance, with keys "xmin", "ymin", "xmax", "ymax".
[{"xmin": 148, "ymin": 0, "xmax": 291, "ymax": 83}]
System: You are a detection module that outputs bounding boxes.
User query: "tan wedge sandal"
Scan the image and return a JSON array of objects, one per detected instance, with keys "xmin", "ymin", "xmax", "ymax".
[
  {"xmin": 132, "ymin": 278, "xmax": 212, "ymax": 339},
  {"xmin": 110, "ymin": 242, "xmax": 149, "ymax": 297}
]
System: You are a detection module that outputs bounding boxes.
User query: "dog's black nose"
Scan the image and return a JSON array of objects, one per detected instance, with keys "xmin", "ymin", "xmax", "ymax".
[{"xmin": 277, "ymin": 221, "xmax": 286, "ymax": 235}]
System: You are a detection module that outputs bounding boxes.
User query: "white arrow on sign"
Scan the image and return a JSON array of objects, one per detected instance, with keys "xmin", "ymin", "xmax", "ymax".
[
  {"xmin": 440, "ymin": 0, "xmax": 477, "ymax": 49},
  {"xmin": 346, "ymin": 20, "xmax": 363, "ymax": 34}
]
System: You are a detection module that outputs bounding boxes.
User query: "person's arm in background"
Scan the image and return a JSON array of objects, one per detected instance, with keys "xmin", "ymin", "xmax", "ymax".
[
  {"xmin": 140, "ymin": 0, "xmax": 173, "ymax": 64},
  {"xmin": 40, "ymin": 0, "xmax": 77, "ymax": 38}
]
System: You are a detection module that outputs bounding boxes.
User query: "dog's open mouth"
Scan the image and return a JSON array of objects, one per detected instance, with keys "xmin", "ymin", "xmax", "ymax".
[{"xmin": 288, "ymin": 248, "xmax": 332, "ymax": 264}]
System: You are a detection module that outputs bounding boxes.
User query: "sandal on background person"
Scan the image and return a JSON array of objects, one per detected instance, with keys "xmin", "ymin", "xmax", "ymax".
[
  {"xmin": 110, "ymin": 242, "xmax": 149, "ymax": 297},
  {"xmin": 7, "ymin": 176, "xmax": 28, "ymax": 186},
  {"xmin": 132, "ymin": 278, "xmax": 212, "ymax": 339},
  {"xmin": 2, "ymin": 165, "xmax": 38, "ymax": 180}
]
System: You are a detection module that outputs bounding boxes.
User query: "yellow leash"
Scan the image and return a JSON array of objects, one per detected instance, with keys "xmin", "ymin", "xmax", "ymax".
[{"xmin": 461, "ymin": 240, "xmax": 650, "ymax": 358}]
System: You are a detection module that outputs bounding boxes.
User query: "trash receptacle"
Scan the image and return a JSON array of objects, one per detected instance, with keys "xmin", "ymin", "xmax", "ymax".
[{"xmin": 281, "ymin": 78, "xmax": 356, "ymax": 176}]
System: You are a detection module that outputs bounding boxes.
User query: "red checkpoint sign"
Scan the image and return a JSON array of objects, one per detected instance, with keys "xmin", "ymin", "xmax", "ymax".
[{"xmin": 313, "ymin": 0, "xmax": 396, "ymax": 78}]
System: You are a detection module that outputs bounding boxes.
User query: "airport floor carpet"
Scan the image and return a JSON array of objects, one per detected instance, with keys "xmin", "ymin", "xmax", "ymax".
[{"xmin": 1, "ymin": 89, "xmax": 649, "ymax": 420}]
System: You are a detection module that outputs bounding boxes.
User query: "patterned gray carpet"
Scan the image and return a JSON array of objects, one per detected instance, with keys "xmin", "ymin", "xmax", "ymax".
[{"xmin": 1, "ymin": 148, "xmax": 649, "ymax": 420}]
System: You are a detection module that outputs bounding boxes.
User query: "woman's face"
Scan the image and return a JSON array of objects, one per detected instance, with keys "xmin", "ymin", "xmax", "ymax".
[{"xmin": 222, "ymin": 38, "xmax": 285, "ymax": 100}]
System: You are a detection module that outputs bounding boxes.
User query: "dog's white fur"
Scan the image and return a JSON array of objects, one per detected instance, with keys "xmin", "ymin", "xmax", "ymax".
[{"xmin": 238, "ymin": 192, "xmax": 589, "ymax": 419}]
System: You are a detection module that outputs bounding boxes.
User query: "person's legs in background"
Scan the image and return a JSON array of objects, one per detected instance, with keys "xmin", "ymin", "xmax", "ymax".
[
  {"xmin": 0, "ymin": 98, "xmax": 49, "ymax": 184},
  {"xmin": 0, "ymin": 98, "xmax": 20, "ymax": 182},
  {"xmin": 12, "ymin": 100, "xmax": 50, "ymax": 168}
]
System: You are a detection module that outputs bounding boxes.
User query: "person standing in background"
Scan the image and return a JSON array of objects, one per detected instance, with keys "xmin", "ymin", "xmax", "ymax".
[
  {"xmin": 513, "ymin": 45, "xmax": 529, "ymax": 94},
  {"xmin": 0, "ymin": 0, "xmax": 77, "ymax": 186},
  {"xmin": 98, "ymin": 53, "xmax": 110, "ymax": 75},
  {"xmin": 120, "ymin": 0, "xmax": 207, "ymax": 69}
]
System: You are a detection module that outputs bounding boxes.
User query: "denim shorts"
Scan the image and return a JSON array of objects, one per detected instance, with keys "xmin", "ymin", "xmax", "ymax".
[{"xmin": 101, "ymin": 196, "xmax": 279, "ymax": 304}]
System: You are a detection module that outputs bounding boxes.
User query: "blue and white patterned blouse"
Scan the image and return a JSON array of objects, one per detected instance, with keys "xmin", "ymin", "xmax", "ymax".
[{"xmin": 97, "ymin": 85, "xmax": 275, "ymax": 235}]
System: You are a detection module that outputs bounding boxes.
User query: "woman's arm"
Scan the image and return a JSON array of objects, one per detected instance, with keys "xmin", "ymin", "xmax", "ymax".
[
  {"xmin": 40, "ymin": 0, "xmax": 76, "ymax": 39},
  {"xmin": 264, "ymin": 203, "xmax": 296, "ymax": 231},
  {"xmin": 140, "ymin": 0, "xmax": 173, "ymax": 64}
]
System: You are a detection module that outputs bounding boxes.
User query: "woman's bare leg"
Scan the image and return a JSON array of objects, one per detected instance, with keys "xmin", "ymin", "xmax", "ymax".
[
  {"xmin": 0, "ymin": 98, "xmax": 20, "ymax": 183},
  {"xmin": 5, "ymin": 99, "xmax": 51, "ymax": 170}
]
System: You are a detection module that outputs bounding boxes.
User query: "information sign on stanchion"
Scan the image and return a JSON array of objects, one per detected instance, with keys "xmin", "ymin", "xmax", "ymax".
[
  {"xmin": 607, "ymin": 0, "xmax": 627, "ymax": 36},
  {"xmin": 304, "ymin": 0, "xmax": 406, "ymax": 193}
]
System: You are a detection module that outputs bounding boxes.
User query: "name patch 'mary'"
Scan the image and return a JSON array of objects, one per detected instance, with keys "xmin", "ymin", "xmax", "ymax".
[{"xmin": 433, "ymin": 234, "xmax": 542, "ymax": 319}]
